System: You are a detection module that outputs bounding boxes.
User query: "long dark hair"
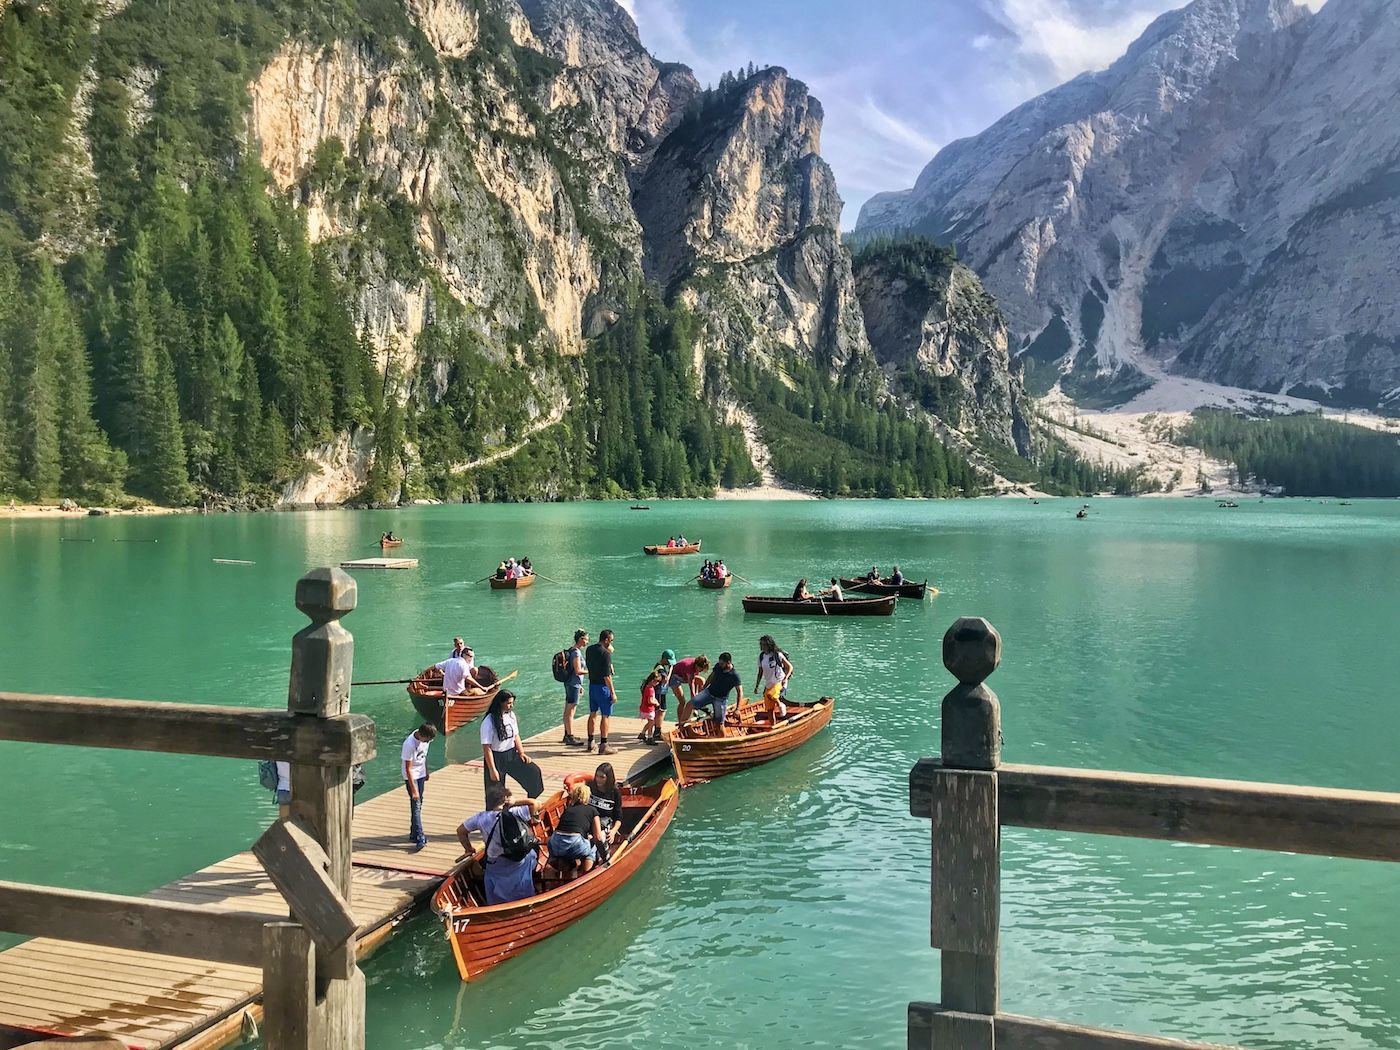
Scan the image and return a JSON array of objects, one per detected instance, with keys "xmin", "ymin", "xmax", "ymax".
[
  {"xmin": 593, "ymin": 762, "xmax": 617, "ymax": 795},
  {"xmin": 487, "ymin": 690, "xmax": 515, "ymax": 741}
]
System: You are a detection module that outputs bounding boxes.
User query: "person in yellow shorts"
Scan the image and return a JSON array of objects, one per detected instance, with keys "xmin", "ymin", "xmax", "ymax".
[{"xmin": 755, "ymin": 635, "xmax": 793, "ymax": 721}]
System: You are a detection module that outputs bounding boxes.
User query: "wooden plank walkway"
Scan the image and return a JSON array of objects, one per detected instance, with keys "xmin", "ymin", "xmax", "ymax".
[{"xmin": 0, "ymin": 717, "xmax": 668, "ymax": 1050}]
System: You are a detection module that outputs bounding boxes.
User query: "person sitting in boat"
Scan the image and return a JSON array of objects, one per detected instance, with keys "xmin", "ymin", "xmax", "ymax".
[
  {"xmin": 677, "ymin": 533, "xmax": 688, "ymax": 546},
  {"xmin": 666, "ymin": 536, "xmax": 677, "ymax": 548},
  {"xmin": 821, "ymin": 578, "xmax": 844, "ymax": 601},
  {"xmin": 865, "ymin": 565, "xmax": 880, "ymax": 582},
  {"xmin": 792, "ymin": 577, "xmax": 813, "ymax": 601},
  {"xmin": 435, "ymin": 648, "xmax": 475, "ymax": 698},
  {"xmin": 684, "ymin": 651, "xmax": 744, "ymax": 731},
  {"xmin": 495, "ymin": 561, "xmax": 508, "ymax": 580},
  {"xmin": 889, "ymin": 566, "xmax": 904, "ymax": 586},
  {"xmin": 521, "ymin": 556, "xmax": 533, "ymax": 575},
  {"xmin": 715, "ymin": 560, "xmax": 728, "ymax": 579},
  {"xmin": 458, "ymin": 783, "xmax": 545, "ymax": 905},
  {"xmin": 587, "ymin": 763, "xmax": 622, "ymax": 861},
  {"xmin": 547, "ymin": 781, "xmax": 603, "ymax": 879}
]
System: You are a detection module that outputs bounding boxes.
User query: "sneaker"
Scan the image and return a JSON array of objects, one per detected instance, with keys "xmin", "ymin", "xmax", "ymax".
[
  {"xmin": 562, "ymin": 733, "xmax": 584, "ymax": 746},
  {"xmin": 586, "ymin": 742, "xmax": 596, "ymax": 753},
  {"xmin": 597, "ymin": 743, "xmax": 617, "ymax": 755},
  {"xmin": 412, "ymin": 840, "xmax": 428, "ymax": 853}
]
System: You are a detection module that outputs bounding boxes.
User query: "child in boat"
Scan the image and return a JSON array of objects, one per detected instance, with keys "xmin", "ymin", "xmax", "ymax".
[
  {"xmin": 547, "ymin": 782, "xmax": 603, "ymax": 879},
  {"xmin": 458, "ymin": 783, "xmax": 545, "ymax": 905}
]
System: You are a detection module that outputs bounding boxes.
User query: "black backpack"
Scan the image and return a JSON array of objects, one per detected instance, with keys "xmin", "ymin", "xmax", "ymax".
[
  {"xmin": 490, "ymin": 808, "xmax": 538, "ymax": 862},
  {"xmin": 551, "ymin": 648, "xmax": 572, "ymax": 683}
]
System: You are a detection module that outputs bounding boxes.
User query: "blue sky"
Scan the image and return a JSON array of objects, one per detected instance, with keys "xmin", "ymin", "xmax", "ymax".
[{"xmin": 620, "ymin": 0, "xmax": 1326, "ymax": 227}]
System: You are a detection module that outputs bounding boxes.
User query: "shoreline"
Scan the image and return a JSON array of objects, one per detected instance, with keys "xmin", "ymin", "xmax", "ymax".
[{"xmin": 0, "ymin": 502, "xmax": 189, "ymax": 521}]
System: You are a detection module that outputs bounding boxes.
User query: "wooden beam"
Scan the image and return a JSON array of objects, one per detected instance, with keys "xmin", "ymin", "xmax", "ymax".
[
  {"xmin": 928, "ymin": 769, "xmax": 999, "ymax": 955},
  {"xmin": 908, "ymin": 1006, "xmax": 1245, "ymax": 1050},
  {"xmin": 0, "ymin": 880, "xmax": 280, "ymax": 968},
  {"xmin": 911, "ymin": 760, "xmax": 1400, "ymax": 862},
  {"xmin": 252, "ymin": 819, "xmax": 358, "ymax": 955},
  {"xmin": 0, "ymin": 693, "xmax": 376, "ymax": 767},
  {"xmin": 262, "ymin": 923, "xmax": 315, "ymax": 1050}
]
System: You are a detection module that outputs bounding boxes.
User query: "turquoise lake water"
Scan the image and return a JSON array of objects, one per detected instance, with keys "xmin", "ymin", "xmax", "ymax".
[{"xmin": 1, "ymin": 498, "xmax": 1398, "ymax": 1048}]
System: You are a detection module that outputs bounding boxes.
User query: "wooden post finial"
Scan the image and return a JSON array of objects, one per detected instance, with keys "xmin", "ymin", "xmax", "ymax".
[
  {"xmin": 289, "ymin": 568, "xmax": 356, "ymax": 717},
  {"xmin": 942, "ymin": 617, "xmax": 1001, "ymax": 685},
  {"xmin": 940, "ymin": 617, "xmax": 1002, "ymax": 771}
]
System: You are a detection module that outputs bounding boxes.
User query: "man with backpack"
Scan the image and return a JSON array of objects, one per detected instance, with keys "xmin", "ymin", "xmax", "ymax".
[
  {"xmin": 553, "ymin": 629, "xmax": 588, "ymax": 746},
  {"xmin": 457, "ymin": 783, "xmax": 544, "ymax": 904}
]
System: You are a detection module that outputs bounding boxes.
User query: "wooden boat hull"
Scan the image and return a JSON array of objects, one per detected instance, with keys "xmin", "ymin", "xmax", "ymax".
[
  {"xmin": 643, "ymin": 542, "xmax": 701, "ymax": 555},
  {"xmin": 838, "ymin": 576, "xmax": 930, "ymax": 600},
  {"xmin": 489, "ymin": 573, "xmax": 535, "ymax": 590},
  {"xmin": 698, "ymin": 576, "xmax": 731, "ymax": 589},
  {"xmin": 741, "ymin": 594, "xmax": 896, "ymax": 616},
  {"xmin": 379, "ymin": 539, "xmax": 404, "ymax": 550},
  {"xmin": 432, "ymin": 780, "xmax": 679, "ymax": 980},
  {"xmin": 667, "ymin": 698, "xmax": 834, "ymax": 784},
  {"xmin": 406, "ymin": 668, "xmax": 505, "ymax": 733}
]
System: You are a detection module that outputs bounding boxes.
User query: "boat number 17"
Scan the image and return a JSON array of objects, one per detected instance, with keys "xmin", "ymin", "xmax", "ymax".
[{"xmin": 451, "ymin": 917, "xmax": 471, "ymax": 933}]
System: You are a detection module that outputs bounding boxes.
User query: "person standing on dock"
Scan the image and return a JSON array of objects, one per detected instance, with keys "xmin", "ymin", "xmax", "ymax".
[
  {"xmin": 585, "ymin": 629, "xmax": 617, "ymax": 755},
  {"xmin": 402, "ymin": 723, "xmax": 437, "ymax": 851},
  {"xmin": 561, "ymin": 629, "xmax": 588, "ymax": 747},
  {"xmin": 482, "ymin": 690, "xmax": 545, "ymax": 796}
]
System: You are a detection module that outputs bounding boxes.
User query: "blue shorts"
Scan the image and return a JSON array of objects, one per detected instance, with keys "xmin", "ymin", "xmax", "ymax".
[
  {"xmin": 588, "ymin": 684, "xmax": 614, "ymax": 715},
  {"xmin": 548, "ymin": 832, "xmax": 596, "ymax": 862},
  {"xmin": 564, "ymin": 683, "xmax": 582, "ymax": 706}
]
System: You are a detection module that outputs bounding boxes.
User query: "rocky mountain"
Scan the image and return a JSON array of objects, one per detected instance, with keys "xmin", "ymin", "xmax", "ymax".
[
  {"xmin": 857, "ymin": 0, "xmax": 1400, "ymax": 412},
  {"xmin": 0, "ymin": 0, "xmax": 1037, "ymax": 507}
]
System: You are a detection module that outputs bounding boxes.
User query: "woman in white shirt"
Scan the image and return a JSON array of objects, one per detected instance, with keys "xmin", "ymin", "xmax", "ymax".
[
  {"xmin": 481, "ymin": 691, "xmax": 544, "ymax": 796},
  {"xmin": 755, "ymin": 635, "xmax": 793, "ymax": 720}
]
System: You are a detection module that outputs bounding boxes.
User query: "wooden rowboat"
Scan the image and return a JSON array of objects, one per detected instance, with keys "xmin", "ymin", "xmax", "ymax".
[
  {"xmin": 407, "ymin": 667, "xmax": 516, "ymax": 733},
  {"xmin": 698, "ymin": 576, "xmax": 731, "ymax": 589},
  {"xmin": 667, "ymin": 698, "xmax": 834, "ymax": 785},
  {"xmin": 741, "ymin": 594, "xmax": 896, "ymax": 616},
  {"xmin": 379, "ymin": 538, "xmax": 404, "ymax": 549},
  {"xmin": 837, "ymin": 576, "xmax": 933, "ymax": 600},
  {"xmin": 644, "ymin": 541, "xmax": 701, "ymax": 555},
  {"xmin": 489, "ymin": 573, "xmax": 535, "ymax": 590},
  {"xmin": 432, "ymin": 779, "xmax": 679, "ymax": 980}
]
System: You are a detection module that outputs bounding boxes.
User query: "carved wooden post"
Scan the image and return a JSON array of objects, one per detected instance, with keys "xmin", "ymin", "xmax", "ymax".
[
  {"xmin": 911, "ymin": 617, "xmax": 1002, "ymax": 1050},
  {"xmin": 264, "ymin": 568, "xmax": 365, "ymax": 1050}
]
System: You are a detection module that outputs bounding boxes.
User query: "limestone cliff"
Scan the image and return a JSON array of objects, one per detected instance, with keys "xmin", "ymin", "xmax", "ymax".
[
  {"xmin": 852, "ymin": 240, "xmax": 1032, "ymax": 456},
  {"xmin": 857, "ymin": 0, "xmax": 1400, "ymax": 412}
]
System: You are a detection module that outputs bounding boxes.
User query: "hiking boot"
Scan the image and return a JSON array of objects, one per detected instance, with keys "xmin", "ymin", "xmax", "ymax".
[{"xmin": 562, "ymin": 733, "xmax": 584, "ymax": 746}]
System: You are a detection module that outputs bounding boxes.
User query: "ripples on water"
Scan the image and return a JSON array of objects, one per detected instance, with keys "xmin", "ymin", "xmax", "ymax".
[{"xmin": 3, "ymin": 500, "xmax": 1399, "ymax": 1047}]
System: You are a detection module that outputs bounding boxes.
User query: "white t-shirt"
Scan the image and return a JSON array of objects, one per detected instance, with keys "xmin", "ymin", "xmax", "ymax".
[
  {"xmin": 759, "ymin": 651, "xmax": 787, "ymax": 688},
  {"xmin": 829, "ymin": 584, "xmax": 843, "ymax": 600},
  {"xmin": 435, "ymin": 656, "xmax": 471, "ymax": 696},
  {"xmin": 481, "ymin": 711, "xmax": 519, "ymax": 752},
  {"xmin": 401, "ymin": 732, "xmax": 430, "ymax": 781},
  {"xmin": 275, "ymin": 761, "xmax": 291, "ymax": 793}
]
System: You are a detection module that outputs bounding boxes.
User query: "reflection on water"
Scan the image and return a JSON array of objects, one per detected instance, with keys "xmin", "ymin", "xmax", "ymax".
[{"xmin": 2, "ymin": 499, "xmax": 1399, "ymax": 1048}]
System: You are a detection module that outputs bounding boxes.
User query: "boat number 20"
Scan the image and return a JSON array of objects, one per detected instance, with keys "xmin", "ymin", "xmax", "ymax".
[{"xmin": 680, "ymin": 744, "xmax": 692, "ymax": 752}]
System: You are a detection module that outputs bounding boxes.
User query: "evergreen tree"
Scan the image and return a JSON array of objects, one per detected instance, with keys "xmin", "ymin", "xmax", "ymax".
[
  {"xmin": 0, "ymin": 252, "xmax": 17, "ymax": 495},
  {"xmin": 11, "ymin": 275, "xmax": 62, "ymax": 499}
]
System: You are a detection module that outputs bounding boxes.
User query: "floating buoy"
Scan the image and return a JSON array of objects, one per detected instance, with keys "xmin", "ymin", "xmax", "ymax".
[{"xmin": 213, "ymin": 558, "xmax": 255, "ymax": 565}]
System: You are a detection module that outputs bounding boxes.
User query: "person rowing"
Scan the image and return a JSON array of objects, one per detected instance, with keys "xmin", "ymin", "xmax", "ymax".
[
  {"xmin": 865, "ymin": 565, "xmax": 880, "ymax": 582},
  {"xmin": 821, "ymin": 578, "xmax": 844, "ymax": 601},
  {"xmin": 889, "ymin": 565, "xmax": 904, "ymax": 585}
]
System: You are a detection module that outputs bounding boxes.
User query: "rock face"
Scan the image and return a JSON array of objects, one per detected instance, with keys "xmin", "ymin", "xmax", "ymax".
[
  {"xmin": 856, "ymin": 0, "xmax": 1400, "ymax": 411},
  {"xmin": 852, "ymin": 242, "xmax": 1032, "ymax": 455},
  {"xmin": 634, "ymin": 69, "xmax": 869, "ymax": 372}
]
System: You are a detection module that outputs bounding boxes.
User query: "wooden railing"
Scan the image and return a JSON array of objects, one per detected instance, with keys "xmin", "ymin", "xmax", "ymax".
[
  {"xmin": 909, "ymin": 616, "xmax": 1400, "ymax": 1050},
  {"xmin": 0, "ymin": 568, "xmax": 375, "ymax": 1049}
]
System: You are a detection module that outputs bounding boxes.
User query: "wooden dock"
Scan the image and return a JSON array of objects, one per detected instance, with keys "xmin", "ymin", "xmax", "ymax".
[
  {"xmin": 338, "ymin": 557, "xmax": 417, "ymax": 570},
  {"xmin": 0, "ymin": 718, "xmax": 669, "ymax": 1050}
]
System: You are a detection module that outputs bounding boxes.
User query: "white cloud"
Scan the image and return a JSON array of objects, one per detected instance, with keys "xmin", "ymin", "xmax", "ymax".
[
  {"xmin": 982, "ymin": 0, "xmax": 1158, "ymax": 81},
  {"xmin": 628, "ymin": 0, "xmax": 735, "ymax": 85}
]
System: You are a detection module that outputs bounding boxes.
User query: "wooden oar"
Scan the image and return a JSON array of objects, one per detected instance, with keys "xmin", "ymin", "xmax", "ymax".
[
  {"xmin": 351, "ymin": 677, "xmax": 418, "ymax": 686},
  {"xmin": 729, "ymin": 572, "xmax": 752, "ymax": 584},
  {"xmin": 530, "ymin": 572, "xmax": 559, "ymax": 584},
  {"xmin": 474, "ymin": 574, "xmax": 496, "ymax": 583}
]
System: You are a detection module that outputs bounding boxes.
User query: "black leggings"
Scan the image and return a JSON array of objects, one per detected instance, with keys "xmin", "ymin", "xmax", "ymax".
[{"xmin": 485, "ymin": 748, "xmax": 544, "ymax": 797}]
